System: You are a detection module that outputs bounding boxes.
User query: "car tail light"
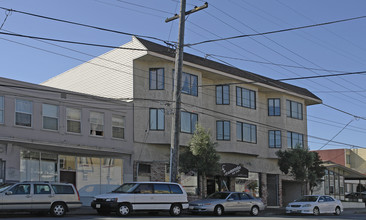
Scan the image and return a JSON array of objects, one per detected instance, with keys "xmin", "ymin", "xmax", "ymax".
[{"xmin": 73, "ymin": 184, "xmax": 80, "ymax": 201}]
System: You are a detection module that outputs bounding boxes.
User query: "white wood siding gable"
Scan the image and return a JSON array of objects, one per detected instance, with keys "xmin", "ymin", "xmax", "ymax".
[{"xmin": 42, "ymin": 37, "xmax": 147, "ymax": 99}]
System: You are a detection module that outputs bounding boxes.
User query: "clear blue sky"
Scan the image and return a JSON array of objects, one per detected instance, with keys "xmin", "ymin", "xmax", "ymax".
[{"xmin": 1, "ymin": 0, "xmax": 366, "ymax": 151}]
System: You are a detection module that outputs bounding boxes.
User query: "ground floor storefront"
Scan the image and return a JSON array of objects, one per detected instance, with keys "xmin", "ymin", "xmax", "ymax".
[
  {"xmin": 133, "ymin": 158, "xmax": 282, "ymax": 206},
  {"xmin": 0, "ymin": 143, "xmax": 132, "ymax": 205}
]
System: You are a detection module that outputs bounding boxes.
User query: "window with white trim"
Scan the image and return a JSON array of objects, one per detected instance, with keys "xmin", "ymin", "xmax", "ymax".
[
  {"xmin": 15, "ymin": 99, "xmax": 32, "ymax": 127},
  {"xmin": 112, "ymin": 115, "xmax": 125, "ymax": 139},
  {"xmin": 90, "ymin": 111, "xmax": 104, "ymax": 136},
  {"xmin": 42, "ymin": 104, "xmax": 59, "ymax": 130},
  {"xmin": 66, "ymin": 108, "xmax": 81, "ymax": 133}
]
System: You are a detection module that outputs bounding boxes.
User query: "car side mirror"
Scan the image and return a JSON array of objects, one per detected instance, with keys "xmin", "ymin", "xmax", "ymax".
[
  {"xmin": 5, "ymin": 191, "xmax": 12, "ymax": 195},
  {"xmin": 318, "ymin": 199, "xmax": 324, "ymax": 202},
  {"xmin": 228, "ymin": 198, "xmax": 234, "ymax": 201}
]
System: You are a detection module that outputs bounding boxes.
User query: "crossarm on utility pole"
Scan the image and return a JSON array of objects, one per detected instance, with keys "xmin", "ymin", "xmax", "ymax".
[{"xmin": 165, "ymin": 2, "xmax": 208, "ymax": 23}]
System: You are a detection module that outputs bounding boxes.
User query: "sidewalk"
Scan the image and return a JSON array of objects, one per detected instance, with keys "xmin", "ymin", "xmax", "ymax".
[{"xmin": 69, "ymin": 206, "xmax": 366, "ymax": 216}]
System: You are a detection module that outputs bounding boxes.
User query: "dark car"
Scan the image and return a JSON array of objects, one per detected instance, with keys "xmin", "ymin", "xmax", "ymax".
[{"xmin": 345, "ymin": 192, "xmax": 366, "ymax": 202}]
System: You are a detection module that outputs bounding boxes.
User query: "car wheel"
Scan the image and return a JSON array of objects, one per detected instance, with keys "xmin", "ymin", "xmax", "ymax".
[
  {"xmin": 97, "ymin": 210, "xmax": 110, "ymax": 216},
  {"xmin": 250, "ymin": 205, "xmax": 260, "ymax": 216},
  {"xmin": 313, "ymin": 207, "xmax": 320, "ymax": 216},
  {"xmin": 170, "ymin": 204, "xmax": 182, "ymax": 216},
  {"xmin": 50, "ymin": 202, "xmax": 67, "ymax": 217},
  {"xmin": 116, "ymin": 203, "xmax": 131, "ymax": 217},
  {"xmin": 214, "ymin": 205, "xmax": 224, "ymax": 216},
  {"xmin": 334, "ymin": 206, "xmax": 341, "ymax": 215}
]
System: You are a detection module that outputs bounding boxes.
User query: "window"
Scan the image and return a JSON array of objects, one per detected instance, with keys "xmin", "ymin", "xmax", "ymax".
[
  {"xmin": 66, "ymin": 108, "xmax": 81, "ymax": 133},
  {"xmin": 268, "ymin": 98, "xmax": 281, "ymax": 116},
  {"xmin": 346, "ymin": 154, "xmax": 351, "ymax": 165},
  {"xmin": 287, "ymin": 131, "xmax": 304, "ymax": 148},
  {"xmin": 90, "ymin": 111, "xmax": 104, "ymax": 136},
  {"xmin": 169, "ymin": 184, "xmax": 183, "ymax": 194},
  {"xmin": 216, "ymin": 121, "xmax": 230, "ymax": 140},
  {"xmin": 269, "ymin": 130, "xmax": 281, "ymax": 148},
  {"xmin": 135, "ymin": 184, "xmax": 153, "ymax": 194},
  {"xmin": 149, "ymin": 68, "xmax": 164, "ymax": 90},
  {"xmin": 172, "ymin": 71, "xmax": 198, "ymax": 96},
  {"xmin": 181, "ymin": 111, "xmax": 198, "ymax": 133},
  {"xmin": 237, "ymin": 122, "xmax": 257, "ymax": 143},
  {"xmin": 236, "ymin": 87, "xmax": 256, "ymax": 109},
  {"xmin": 10, "ymin": 184, "xmax": 30, "ymax": 195},
  {"xmin": 154, "ymin": 184, "xmax": 171, "ymax": 194},
  {"xmin": 34, "ymin": 184, "xmax": 51, "ymax": 194},
  {"xmin": 112, "ymin": 115, "xmax": 125, "ymax": 139},
  {"xmin": 15, "ymin": 99, "xmax": 32, "ymax": 127},
  {"xmin": 286, "ymin": 100, "xmax": 303, "ymax": 120},
  {"xmin": 149, "ymin": 108, "xmax": 164, "ymax": 130},
  {"xmin": 51, "ymin": 185, "xmax": 75, "ymax": 194},
  {"xmin": 0, "ymin": 96, "xmax": 3, "ymax": 124},
  {"xmin": 42, "ymin": 104, "xmax": 58, "ymax": 130},
  {"xmin": 216, "ymin": 85, "xmax": 230, "ymax": 105}
]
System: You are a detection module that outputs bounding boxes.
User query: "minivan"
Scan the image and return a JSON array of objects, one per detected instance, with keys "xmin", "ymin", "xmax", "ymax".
[
  {"xmin": 0, "ymin": 181, "xmax": 82, "ymax": 217},
  {"xmin": 91, "ymin": 182, "xmax": 188, "ymax": 216}
]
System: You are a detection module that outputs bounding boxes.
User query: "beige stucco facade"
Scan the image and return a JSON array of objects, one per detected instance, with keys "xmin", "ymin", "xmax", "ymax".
[{"xmin": 42, "ymin": 36, "xmax": 322, "ymax": 206}]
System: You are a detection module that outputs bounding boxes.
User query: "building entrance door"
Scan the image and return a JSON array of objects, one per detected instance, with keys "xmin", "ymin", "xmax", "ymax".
[{"xmin": 60, "ymin": 171, "xmax": 76, "ymax": 185}]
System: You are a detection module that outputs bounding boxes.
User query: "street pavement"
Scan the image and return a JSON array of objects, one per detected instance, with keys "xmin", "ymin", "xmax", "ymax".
[{"xmin": 68, "ymin": 206, "xmax": 366, "ymax": 216}]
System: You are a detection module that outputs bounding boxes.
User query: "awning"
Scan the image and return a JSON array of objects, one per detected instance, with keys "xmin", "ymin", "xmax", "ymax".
[{"xmin": 0, "ymin": 137, "xmax": 133, "ymax": 157}]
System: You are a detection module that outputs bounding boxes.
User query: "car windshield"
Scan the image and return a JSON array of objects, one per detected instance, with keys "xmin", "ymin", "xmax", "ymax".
[
  {"xmin": 296, "ymin": 196, "xmax": 318, "ymax": 202},
  {"xmin": 0, "ymin": 183, "xmax": 14, "ymax": 193},
  {"xmin": 207, "ymin": 192, "xmax": 230, "ymax": 200},
  {"xmin": 112, "ymin": 183, "xmax": 137, "ymax": 193}
]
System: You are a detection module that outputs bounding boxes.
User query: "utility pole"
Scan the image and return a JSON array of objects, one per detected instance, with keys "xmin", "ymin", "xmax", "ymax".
[{"xmin": 166, "ymin": 1, "xmax": 208, "ymax": 183}]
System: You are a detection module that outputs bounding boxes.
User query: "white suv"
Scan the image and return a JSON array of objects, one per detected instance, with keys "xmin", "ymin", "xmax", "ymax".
[
  {"xmin": 91, "ymin": 182, "xmax": 188, "ymax": 216},
  {"xmin": 0, "ymin": 181, "xmax": 82, "ymax": 217}
]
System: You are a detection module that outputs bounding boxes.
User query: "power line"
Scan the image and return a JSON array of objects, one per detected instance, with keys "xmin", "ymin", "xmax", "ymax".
[
  {"xmin": 206, "ymin": 54, "xmax": 349, "ymax": 73},
  {"xmin": 0, "ymin": 31, "xmax": 153, "ymax": 50},
  {"xmin": 186, "ymin": 14, "xmax": 366, "ymax": 46},
  {"xmin": 317, "ymin": 119, "xmax": 355, "ymax": 151},
  {"xmin": 0, "ymin": 6, "xmax": 169, "ymax": 44}
]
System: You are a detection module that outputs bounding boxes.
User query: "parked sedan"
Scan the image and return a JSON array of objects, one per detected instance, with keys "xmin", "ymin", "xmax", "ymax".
[
  {"xmin": 286, "ymin": 195, "xmax": 343, "ymax": 216},
  {"xmin": 188, "ymin": 192, "xmax": 265, "ymax": 216}
]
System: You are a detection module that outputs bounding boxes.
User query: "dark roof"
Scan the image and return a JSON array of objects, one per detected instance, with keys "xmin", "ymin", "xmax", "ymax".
[{"xmin": 136, "ymin": 37, "xmax": 321, "ymax": 103}]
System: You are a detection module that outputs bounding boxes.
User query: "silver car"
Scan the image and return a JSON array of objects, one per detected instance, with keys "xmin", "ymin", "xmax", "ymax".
[
  {"xmin": 189, "ymin": 192, "xmax": 265, "ymax": 216},
  {"xmin": 0, "ymin": 181, "xmax": 82, "ymax": 217}
]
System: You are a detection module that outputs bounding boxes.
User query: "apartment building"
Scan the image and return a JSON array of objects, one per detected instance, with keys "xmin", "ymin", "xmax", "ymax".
[
  {"xmin": 0, "ymin": 77, "xmax": 134, "ymax": 204},
  {"xmin": 42, "ymin": 36, "xmax": 322, "ymax": 206}
]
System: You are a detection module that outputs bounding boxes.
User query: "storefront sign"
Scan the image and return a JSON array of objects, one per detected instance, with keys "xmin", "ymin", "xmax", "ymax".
[{"xmin": 221, "ymin": 163, "xmax": 248, "ymax": 177}]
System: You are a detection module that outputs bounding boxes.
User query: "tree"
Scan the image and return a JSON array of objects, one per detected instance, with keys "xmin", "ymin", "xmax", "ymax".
[
  {"xmin": 276, "ymin": 146, "xmax": 326, "ymax": 194},
  {"xmin": 179, "ymin": 124, "xmax": 220, "ymax": 198}
]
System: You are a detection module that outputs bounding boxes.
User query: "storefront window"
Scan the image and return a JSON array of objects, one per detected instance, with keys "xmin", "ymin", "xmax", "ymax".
[
  {"xmin": 40, "ymin": 153, "xmax": 58, "ymax": 181},
  {"xmin": 234, "ymin": 172, "xmax": 259, "ymax": 197},
  {"xmin": 324, "ymin": 174, "xmax": 329, "ymax": 195},
  {"xmin": 20, "ymin": 151, "xmax": 58, "ymax": 182},
  {"xmin": 101, "ymin": 158, "xmax": 123, "ymax": 193}
]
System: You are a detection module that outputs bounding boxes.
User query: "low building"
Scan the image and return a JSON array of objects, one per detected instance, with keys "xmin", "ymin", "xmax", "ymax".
[
  {"xmin": 315, "ymin": 149, "xmax": 366, "ymax": 196},
  {"xmin": 0, "ymin": 77, "xmax": 134, "ymax": 204}
]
